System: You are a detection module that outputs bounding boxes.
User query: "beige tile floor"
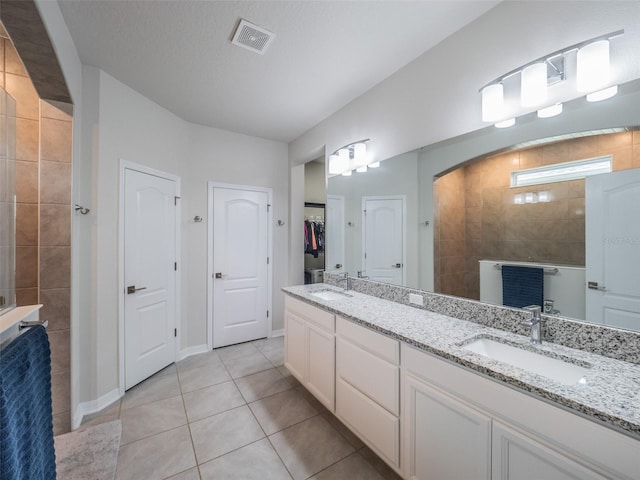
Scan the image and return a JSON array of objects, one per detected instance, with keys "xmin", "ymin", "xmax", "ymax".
[{"xmin": 81, "ymin": 337, "xmax": 402, "ymax": 480}]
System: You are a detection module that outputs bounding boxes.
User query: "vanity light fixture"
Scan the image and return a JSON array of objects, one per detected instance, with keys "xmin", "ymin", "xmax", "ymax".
[
  {"xmin": 369, "ymin": 162, "xmax": 380, "ymax": 168},
  {"xmin": 480, "ymin": 30, "xmax": 623, "ymax": 128},
  {"xmin": 328, "ymin": 139, "xmax": 372, "ymax": 176}
]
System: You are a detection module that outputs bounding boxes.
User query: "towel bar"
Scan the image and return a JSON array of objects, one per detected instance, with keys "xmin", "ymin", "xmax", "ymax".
[
  {"xmin": 19, "ymin": 320, "xmax": 48, "ymax": 330},
  {"xmin": 493, "ymin": 263, "xmax": 558, "ymax": 275}
]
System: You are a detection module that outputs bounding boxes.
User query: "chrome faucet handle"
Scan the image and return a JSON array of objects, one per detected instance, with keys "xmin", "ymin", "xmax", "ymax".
[{"xmin": 521, "ymin": 305, "xmax": 543, "ymax": 325}]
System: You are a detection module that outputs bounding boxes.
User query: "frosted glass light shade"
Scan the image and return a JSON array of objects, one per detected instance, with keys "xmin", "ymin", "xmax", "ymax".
[
  {"xmin": 353, "ymin": 143, "xmax": 367, "ymax": 167},
  {"xmin": 495, "ymin": 118, "xmax": 515, "ymax": 128},
  {"xmin": 356, "ymin": 165, "xmax": 367, "ymax": 173},
  {"xmin": 336, "ymin": 148, "xmax": 350, "ymax": 173},
  {"xmin": 328, "ymin": 154, "xmax": 341, "ymax": 175},
  {"xmin": 481, "ymin": 84, "xmax": 504, "ymax": 122},
  {"xmin": 369, "ymin": 162, "xmax": 380, "ymax": 168},
  {"xmin": 586, "ymin": 85, "xmax": 618, "ymax": 102},
  {"xmin": 537, "ymin": 103, "xmax": 563, "ymax": 118},
  {"xmin": 521, "ymin": 62, "xmax": 548, "ymax": 107},
  {"xmin": 577, "ymin": 40, "xmax": 610, "ymax": 92},
  {"xmin": 341, "ymin": 169, "xmax": 352, "ymax": 176}
]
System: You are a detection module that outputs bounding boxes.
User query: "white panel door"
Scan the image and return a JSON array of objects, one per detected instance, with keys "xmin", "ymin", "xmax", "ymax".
[
  {"xmin": 585, "ymin": 169, "xmax": 640, "ymax": 330},
  {"xmin": 212, "ymin": 187, "xmax": 269, "ymax": 348},
  {"xmin": 124, "ymin": 168, "xmax": 177, "ymax": 389},
  {"xmin": 363, "ymin": 196, "xmax": 405, "ymax": 285},
  {"xmin": 326, "ymin": 194, "xmax": 345, "ymax": 273}
]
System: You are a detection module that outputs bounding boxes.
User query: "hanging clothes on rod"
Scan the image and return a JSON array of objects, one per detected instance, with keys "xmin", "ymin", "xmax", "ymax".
[{"xmin": 304, "ymin": 218, "xmax": 325, "ymax": 258}]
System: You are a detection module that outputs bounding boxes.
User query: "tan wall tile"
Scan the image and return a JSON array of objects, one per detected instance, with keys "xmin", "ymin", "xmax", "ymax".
[
  {"xmin": 15, "ymin": 160, "xmax": 38, "ymax": 203},
  {"xmin": 49, "ymin": 328, "xmax": 70, "ymax": 374},
  {"xmin": 611, "ymin": 145, "xmax": 633, "ymax": 171},
  {"xmin": 633, "ymin": 131, "xmax": 640, "ymax": 145},
  {"xmin": 15, "ymin": 203, "xmax": 38, "ymax": 246},
  {"xmin": 4, "ymin": 40, "xmax": 28, "ymax": 76},
  {"xmin": 40, "ymin": 161, "xmax": 71, "ymax": 204},
  {"xmin": 41, "ymin": 117, "xmax": 72, "ymax": 163},
  {"xmin": 598, "ymin": 131, "xmax": 632, "ymax": 152},
  {"xmin": 40, "ymin": 246, "xmax": 71, "ymax": 289},
  {"xmin": 41, "ymin": 100, "xmax": 72, "ymax": 121},
  {"xmin": 5, "ymin": 73, "xmax": 39, "ymax": 120},
  {"xmin": 40, "ymin": 204, "xmax": 71, "ymax": 246},
  {"xmin": 16, "ymin": 117, "xmax": 39, "ymax": 161},
  {"xmin": 16, "ymin": 287, "xmax": 37, "ymax": 306},
  {"xmin": 15, "ymin": 246, "xmax": 37, "ymax": 288},
  {"xmin": 51, "ymin": 370, "xmax": 70, "ymax": 415},
  {"xmin": 40, "ymin": 288, "xmax": 70, "ymax": 331},
  {"xmin": 53, "ymin": 412, "xmax": 71, "ymax": 436},
  {"xmin": 633, "ymin": 145, "xmax": 640, "ymax": 168},
  {"xmin": 566, "ymin": 136, "xmax": 599, "ymax": 159}
]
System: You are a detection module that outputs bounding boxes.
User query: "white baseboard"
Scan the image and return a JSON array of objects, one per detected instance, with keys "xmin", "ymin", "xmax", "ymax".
[
  {"xmin": 73, "ymin": 388, "xmax": 121, "ymax": 430},
  {"xmin": 270, "ymin": 328, "xmax": 284, "ymax": 338},
  {"xmin": 178, "ymin": 344, "xmax": 209, "ymax": 361}
]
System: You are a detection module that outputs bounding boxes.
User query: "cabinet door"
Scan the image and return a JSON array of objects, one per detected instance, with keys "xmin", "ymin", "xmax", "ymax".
[
  {"xmin": 307, "ymin": 322, "xmax": 335, "ymax": 411},
  {"xmin": 492, "ymin": 422, "xmax": 609, "ymax": 480},
  {"xmin": 404, "ymin": 373, "xmax": 491, "ymax": 480},
  {"xmin": 284, "ymin": 311, "xmax": 307, "ymax": 383}
]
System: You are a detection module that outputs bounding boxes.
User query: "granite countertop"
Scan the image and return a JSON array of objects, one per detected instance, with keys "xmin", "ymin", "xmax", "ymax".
[{"xmin": 282, "ymin": 283, "xmax": 640, "ymax": 440}]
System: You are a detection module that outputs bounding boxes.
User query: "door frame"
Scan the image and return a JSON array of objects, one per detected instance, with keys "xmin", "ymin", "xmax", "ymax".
[
  {"xmin": 118, "ymin": 159, "xmax": 181, "ymax": 396},
  {"xmin": 207, "ymin": 182, "xmax": 273, "ymax": 350},
  {"xmin": 361, "ymin": 195, "xmax": 407, "ymax": 286},
  {"xmin": 326, "ymin": 194, "xmax": 345, "ymax": 273}
]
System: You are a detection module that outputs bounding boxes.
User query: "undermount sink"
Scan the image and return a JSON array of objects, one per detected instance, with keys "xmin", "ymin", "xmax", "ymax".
[
  {"xmin": 462, "ymin": 337, "xmax": 590, "ymax": 385},
  {"xmin": 310, "ymin": 290, "xmax": 352, "ymax": 301}
]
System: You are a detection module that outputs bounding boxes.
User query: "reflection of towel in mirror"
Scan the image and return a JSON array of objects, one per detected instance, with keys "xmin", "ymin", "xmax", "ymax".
[{"xmin": 501, "ymin": 265, "xmax": 544, "ymax": 308}]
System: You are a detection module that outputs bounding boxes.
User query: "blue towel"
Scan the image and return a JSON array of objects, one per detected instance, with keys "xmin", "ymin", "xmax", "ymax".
[
  {"xmin": 0, "ymin": 325, "xmax": 56, "ymax": 480},
  {"xmin": 501, "ymin": 265, "xmax": 544, "ymax": 309}
]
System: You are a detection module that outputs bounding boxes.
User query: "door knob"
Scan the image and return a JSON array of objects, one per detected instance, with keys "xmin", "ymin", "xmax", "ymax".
[
  {"xmin": 335, "ymin": 264, "xmax": 342, "ymax": 269},
  {"xmin": 587, "ymin": 281, "xmax": 606, "ymax": 291},
  {"xmin": 215, "ymin": 272, "xmax": 224, "ymax": 279},
  {"xmin": 392, "ymin": 263, "xmax": 402, "ymax": 268},
  {"xmin": 127, "ymin": 285, "xmax": 147, "ymax": 294}
]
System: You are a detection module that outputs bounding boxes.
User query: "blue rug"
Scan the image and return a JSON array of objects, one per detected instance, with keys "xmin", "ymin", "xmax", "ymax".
[{"xmin": 0, "ymin": 325, "xmax": 56, "ymax": 480}]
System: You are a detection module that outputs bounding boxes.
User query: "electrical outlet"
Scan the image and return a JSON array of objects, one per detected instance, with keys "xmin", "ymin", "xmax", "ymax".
[{"xmin": 409, "ymin": 293, "xmax": 424, "ymax": 306}]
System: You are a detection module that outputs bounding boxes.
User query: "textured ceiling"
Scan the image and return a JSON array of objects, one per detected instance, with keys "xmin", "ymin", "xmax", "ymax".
[{"xmin": 58, "ymin": 0, "xmax": 499, "ymax": 142}]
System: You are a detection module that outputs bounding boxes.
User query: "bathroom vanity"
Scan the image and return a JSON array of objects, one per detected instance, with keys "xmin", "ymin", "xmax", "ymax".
[{"xmin": 283, "ymin": 283, "xmax": 640, "ymax": 480}]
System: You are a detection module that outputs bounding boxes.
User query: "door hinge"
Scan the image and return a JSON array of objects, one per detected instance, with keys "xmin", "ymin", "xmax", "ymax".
[
  {"xmin": 174, "ymin": 262, "xmax": 177, "ymax": 271},
  {"xmin": 267, "ymin": 257, "xmax": 270, "ymax": 265},
  {"xmin": 266, "ymin": 310, "xmax": 269, "ymax": 318},
  {"xmin": 174, "ymin": 328, "xmax": 177, "ymax": 337},
  {"xmin": 364, "ymin": 252, "xmax": 367, "ymax": 259},
  {"xmin": 363, "ymin": 209, "xmax": 366, "ymax": 216},
  {"xmin": 174, "ymin": 196, "xmax": 180, "ymax": 206},
  {"xmin": 267, "ymin": 204, "xmax": 271, "ymax": 212}
]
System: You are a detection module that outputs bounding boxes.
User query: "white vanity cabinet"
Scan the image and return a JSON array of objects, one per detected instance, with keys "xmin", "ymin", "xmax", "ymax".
[
  {"xmin": 335, "ymin": 316, "xmax": 401, "ymax": 472},
  {"xmin": 492, "ymin": 422, "xmax": 609, "ymax": 480},
  {"xmin": 284, "ymin": 296, "xmax": 335, "ymax": 411},
  {"xmin": 402, "ymin": 344, "xmax": 639, "ymax": 480},
  {"xmin": 403, "ymin": 371, "xmax": 492, "ymax": 479}
]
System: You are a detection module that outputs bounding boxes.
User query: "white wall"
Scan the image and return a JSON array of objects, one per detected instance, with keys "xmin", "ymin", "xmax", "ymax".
[{"xmin": 183, "ymin": 124, "xmax": 289, "ymax": 344}]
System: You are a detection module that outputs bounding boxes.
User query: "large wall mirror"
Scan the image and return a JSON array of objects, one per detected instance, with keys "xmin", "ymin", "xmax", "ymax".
[{"xmin": 327, "ymin": 93, "xmax": 640, "ymax": 333}]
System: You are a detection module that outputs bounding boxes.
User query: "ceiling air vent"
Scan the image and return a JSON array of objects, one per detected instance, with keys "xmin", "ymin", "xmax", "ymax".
[{"xmin": 231, "ymin": 19, "xmax": 275, "ymax": 55}]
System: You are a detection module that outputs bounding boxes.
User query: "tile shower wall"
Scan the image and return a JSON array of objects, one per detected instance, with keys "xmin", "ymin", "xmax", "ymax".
[
  {"xmin": 435, "ymin": 132, "xmax": 640, "ymax": 300},
  {"xmin": 2, "ymin": 36, "xmax": 72, "ymax": 435}
]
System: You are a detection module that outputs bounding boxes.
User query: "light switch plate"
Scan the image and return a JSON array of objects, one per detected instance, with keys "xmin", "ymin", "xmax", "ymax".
[{"xmin": 409, "ymin": 293, "xmax": 424, "ymax": 306}]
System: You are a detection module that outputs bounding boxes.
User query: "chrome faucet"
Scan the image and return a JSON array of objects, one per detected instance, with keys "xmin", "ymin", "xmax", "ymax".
[
  {"xmin": 340, "ymin": 272, "xmax": 351, "ymax": 291},
  {"xmin": 521, "ymin": 305, "xmax": 544, "ymax": 344}
]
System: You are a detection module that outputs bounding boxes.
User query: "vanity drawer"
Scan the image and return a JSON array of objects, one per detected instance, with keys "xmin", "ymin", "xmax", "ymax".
[
  {"xmin": 336, "ymin": 335, "xmax": 400, "ymax": 415},
  {"xmin": 336, "ymin": 377, "xmax": 400, "ymax": 469},
  {"xmin": 336, "ymin": 316, "xmax": 399, "ymax": 364},
  {"xmin": 285, "ymin": 296, "xmax": 334, "ymax": 331}
]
